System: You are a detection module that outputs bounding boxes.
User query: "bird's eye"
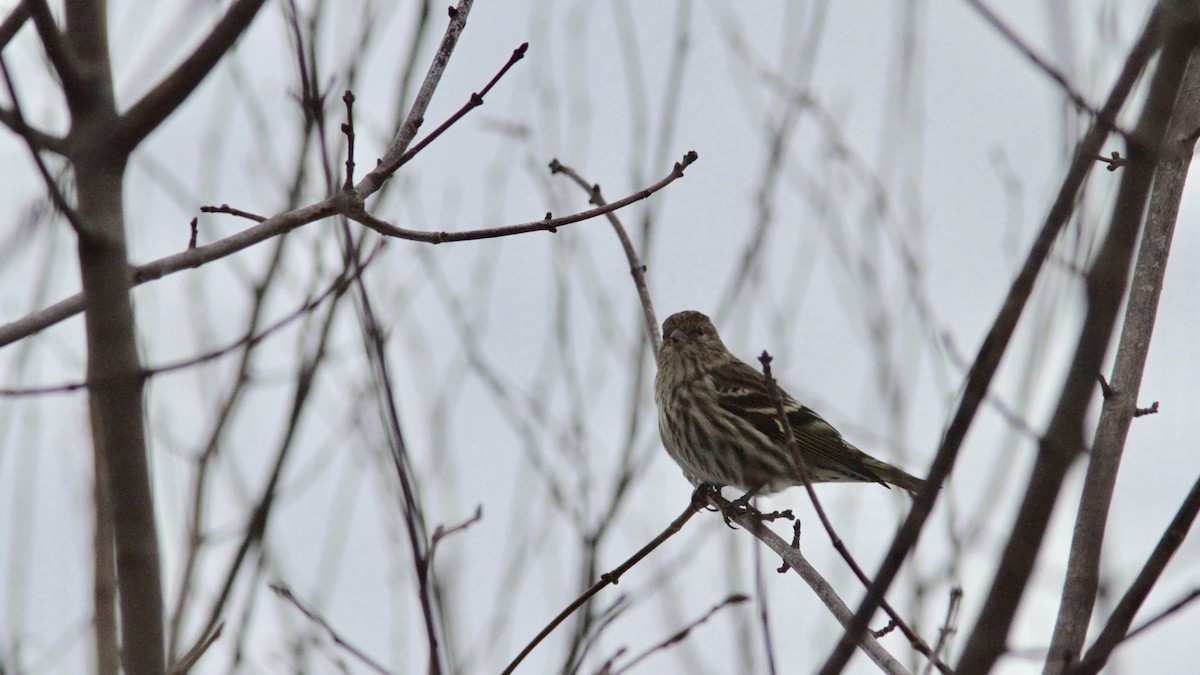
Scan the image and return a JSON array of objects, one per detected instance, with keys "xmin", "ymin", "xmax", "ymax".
[{"xmin": 688, "ymin": 330, "xmax": 704, "ymax": 339}]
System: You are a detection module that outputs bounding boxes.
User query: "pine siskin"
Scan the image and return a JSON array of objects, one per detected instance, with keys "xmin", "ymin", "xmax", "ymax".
[{"xmin": 654, "ymin": 310, "xmax": 925, "ymax": 495}]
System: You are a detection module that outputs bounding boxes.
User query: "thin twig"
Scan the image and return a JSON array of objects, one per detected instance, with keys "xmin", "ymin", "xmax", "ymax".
[
  {"xmin": 0, "ymin": 2, "xmax": 32, "ymax": 52},
  {"xmin": 0, "ymin": 243, "xmax": 379, "ymax": 396},
  {"xmin": 167, "ymin": 622, "xmax": 224, "ymax": 675},
  {"xmin": 705, "ymin": 490, "xmax": 909, "ymax": 675},
  {"xmin": 424, "ymin": 505, "xmax": 483, "ymax": 567},
  {"xmin": 1097, "ymin": 151, "xmax": 1126, "ymax": 171},
  {"xmin": 375, "ymin": 42, "xmax": 528, "ymax": 179},
  {"xmin": 922, "ymin": 589, "xmax": 963, "ymax": 675},
  {"xmin": 344, "ymin": 151, "xmax": 698, "ymax": 244},
  {"xmin": 1065, "ymin": 473, "xmax": 1200, "ymax": 675},
  {"xmin": 502, "ymin": 497, "xmax": 705, "ymax": 675},
  {"xmin": 25, "ymin": 0, "xmax": 85, "ymax": 105},
  {"xmin": 820, "ymin": 8, "xmax": 1165, "ymax": 670},
  {"xmin": 961, "ymin": 0, "xmax": 1105, "ymax": 123},
  {"xmin": 199, "ymin": 203, "xmax": 268, "ymax": 221},
  {"xmin": 754, "ymin": 538, "xmax": 779, "ymax": 675},
  {"xmin": 758, "ymin": 352, "xmax": 952, "ymax": 675},
  {"xmin": 0, "ymin": 53, "xmax": 82, "ymax": 230},
  {"xmin": 271, "ymin": 585, "xmax": 394, "ymax": 675},
  {"xmin": 342, "ymin": 90, "xmax": 356, "ymax": 189},
  {"xmin": 1114, "ymin": 588, "xmax": 1200, "ymax": 645},
  {"xmin": 548, "ymin": 159, "xmax": 661, "ymax": 352},
  {"xmin": 0, "ymin": 153, "xmax": 695, "ymax": 348},
  {"xmin": 610, "ymin": 595, "xmax": 750, "ymax": 675},
  {"xmin": 355, "ymin": 0, "xmax": 475, "ymax": 199}
]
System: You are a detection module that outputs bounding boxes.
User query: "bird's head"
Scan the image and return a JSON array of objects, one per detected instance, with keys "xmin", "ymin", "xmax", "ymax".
[{"xmin": 657, "ymin": 311, "xmax": 730, "ymax": 374}]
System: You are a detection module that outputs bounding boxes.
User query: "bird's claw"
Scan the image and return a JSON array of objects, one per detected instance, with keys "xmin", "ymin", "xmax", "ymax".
[
  {"xmin": 691, "ymin": 484, "xmax": 793, "ymax": 528},
  {"xmin": 721, "ymin": 490, "xmax": 759, "ymax": 527}
]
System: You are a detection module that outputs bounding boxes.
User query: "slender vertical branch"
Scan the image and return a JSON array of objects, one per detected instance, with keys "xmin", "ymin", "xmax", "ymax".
[
  {"xmin": 1044, "ymin": 46, "xmax": 1200, "ymax": 675},
  {"xmin": 1067, "ymin": 473, "xmax": 1200, "ymax": 675},
  {"xmin": 819, "ymin": 7, "xmax": 1165, "ymax": 670},
  {"xmin": 956, "ymin": 8, "xmax": 1200, "ymax": 674}
]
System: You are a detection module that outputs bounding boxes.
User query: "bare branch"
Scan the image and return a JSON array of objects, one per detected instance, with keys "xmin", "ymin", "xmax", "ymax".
[
  {"xmin": 502, "ymin": 497, "xmax": 705, "ymax": 675},
  {"xmin": 956, "ymin": 8, "xmax": 1200, "ymax": 674},
  {"xmin": 961, "ymin": 0, "xmax": 1107, "ymax": 123},
  {"xmin": 355, "ymin": 0, "xmax": 476, "ymax": 199},
  {"xmin": 758, "ymin": 352, "xmax": 951, "ymax": 675},
  {"xmin": 370, "ymin": 42, "xmax": 528, "ymax": 182},
  {"xmin": 0, "ymin": 2, "xmax": 31, "ymax": 50},
  {"xmin": 167, "ymin": 623, "xmax": 223, "ymax": 675},
  {"xmin": 548, "ymin": 159, "xmax": 661, "ymax": 352},
  {"xmin": 115, "ymin": 0, "xmax": 269, "ymax": 153},
  {"xmin": 0, "ymin": 149, "xmax": 694, "ymax": 349},
  {"xmin": 711, "ymin": 491, "xmax": 910, "ymax": 675},
  {"xmin": 820, "ymin": 7, "xmax": 1167, "ymax": 671},
  {"xmin": 26, "ymin": 0, "xmax": 86, "ymax": 105},
  {"xmin": 271, "ymin": 585, "xmax": 394, "ymax": 675},
  {"xmin": 1065, "ymin": 473, "xmax": 1200, "ymax": 675},
  {"xmin": 1044, "ymin": 43, "xmax": 1200, "ymax": 675},
  {"xmin": 0, "ymin": 199, "xmax": 338, "ymax": 347},
  {"xmin": 610, "ymin": 595, "xmax": 750, "ymax": 675},
  {"xmin": 345, "ymin": 151, "xmax": 697, "ymax": 243},
  {"xmin": 923, "ymin": 588, "xmax": 963, "ymax": 675},
  {"xmin": 0, "ymin": 54, "xmax": 77, "ymax": 224}
]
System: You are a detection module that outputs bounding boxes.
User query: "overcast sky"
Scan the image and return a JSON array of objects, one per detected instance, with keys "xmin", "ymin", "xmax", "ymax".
[{"xmin": 2, "ymin": 1, "xmax": 1199, "ymax": 673}]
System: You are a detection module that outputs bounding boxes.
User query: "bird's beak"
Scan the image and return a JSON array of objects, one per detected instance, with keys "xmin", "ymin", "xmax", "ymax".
[{"xmin": 669, "ymin": 328, "xmax": 686, "ymax": 343}]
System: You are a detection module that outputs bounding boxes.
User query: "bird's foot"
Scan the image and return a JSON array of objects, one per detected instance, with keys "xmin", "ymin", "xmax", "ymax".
[
  {"xmin": 723, "ymin": 489, "xmax": 758, "ymax": 524},
  {"xmin": 690, "ymin": 483, "xmax": 723, "ymax": 513},
  {"xmin": 691, "ymin": 484, "xmax": 793, "ymax": 528}
]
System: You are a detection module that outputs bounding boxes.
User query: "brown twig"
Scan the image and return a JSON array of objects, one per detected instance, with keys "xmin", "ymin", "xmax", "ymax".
[
  {"xmin": 0, "ymin": 243, "xmax": 378, "ymax": 397},
  {"xmin": 777, "ymin": 520, "xmax": 802, "ymax": 573},
  {"xmin": 342, "ymin": 90, "xmax": 356, "ymax": 189},
  {"xmin": 922, "ymin": 588, "xmax": 963, "ymax": 675},
  {"xmin": 502, "ymin": 496, "xmax": 706, "ymax": 675},
  {"xmin": 548, "ymin": 159, "xmax": 661, "ymax": 352},
  {"xmin": 0, "ymin": 54, "xmax": 82, "ymax": 230},
  {"xmin": 199, "ymin": 203, "xmax": 268, "ymax": 221},
  {"xmin": 609, "ymin": 595, "xmax": 750, "ymax": 675},
  {"xmin": 1096, "ymin": 151, "xmax": 1126, "ymax": 171},
  {"xmin": 1064, "ymin": 472, "xmax": 1200, "ymax": 675},
  {"xmin": 1104, "ymin": 588, "xmax": 1200, "ymax": 646},
  {"xmin": 344, "ymin": 151, "xmax": 698, "ymax": 244},
  {"xmin": 758, "ymin": 351, "xmax": 953, "ymax": 675},
  {"xmin": 753, "ymin": 529, "xmax": 780, "ymax": 675},
  {"xmin": 962, "ymin": 0, "xmax": 1106, "ymax": 123},
  {"xmin": 956, "ymin": 9, "xmax": 1199, "ymax": 672},
  {"xmin": 0, "ymin": 151, "xmax": 695, "ymax": 348},
  {"xmin": 1134, "ymin": 401, "xmax": 1160, "ymax": 417},
  {"xmin": 820, "ymin": 7, "xmax": 1165, "ymax": 670},
  {"xmin": 705, "ymin": 490, "xmax": 908, "ymax": 675},
  {"xmin": 271, "ymin": 585, "xmax": 394, "ymax": 675},
  {"xmin": 167, "ymin": 622, "xmax": 224, "ymax": 675},
  {"xmin": 424, "ymin": 505, "xmax": 483, "ymax": 567},
  {"xmin": 355, "ymin": 0, "xmax": 475, "ymax": 199},
  {"xmin": 374, "ymin": 42, "xmax": 528, "ymax": 180},
  {"xmin": 0, "ymin": 2, "xmax": 32, "ymax": 51}
]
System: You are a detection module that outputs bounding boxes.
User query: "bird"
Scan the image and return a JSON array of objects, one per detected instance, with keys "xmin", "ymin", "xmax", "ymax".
[{"xmin": 654, "ymin": 310, "xmax": 925, "ymax": 496}]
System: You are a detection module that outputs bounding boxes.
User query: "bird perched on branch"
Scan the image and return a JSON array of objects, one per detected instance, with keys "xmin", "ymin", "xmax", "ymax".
[{"xmin": 654, "ymin": 310, "xmax": 925, "ymax": 496}]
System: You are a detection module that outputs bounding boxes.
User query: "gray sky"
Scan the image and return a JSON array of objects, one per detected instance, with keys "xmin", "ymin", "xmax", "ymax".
[{"xmin": 2, "ymin": 1, "xmax": 1198, "ymax": 673}]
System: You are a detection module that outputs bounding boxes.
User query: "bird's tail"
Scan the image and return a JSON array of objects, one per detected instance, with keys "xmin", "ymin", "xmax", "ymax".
[{"xmin": 864, "ymin": 457, "xmax": 927, "ymax": 494}]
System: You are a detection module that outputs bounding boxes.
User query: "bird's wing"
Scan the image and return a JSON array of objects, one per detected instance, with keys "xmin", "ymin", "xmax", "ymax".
[{"xmin": 707, "ymin": 359, "xmax": 887, "ymax": 485}]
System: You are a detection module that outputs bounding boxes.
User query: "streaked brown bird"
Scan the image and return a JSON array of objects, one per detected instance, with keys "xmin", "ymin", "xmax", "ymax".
[{"xmin": 654, "ymin": 310, "xmax": 925, "ymax": 495}]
